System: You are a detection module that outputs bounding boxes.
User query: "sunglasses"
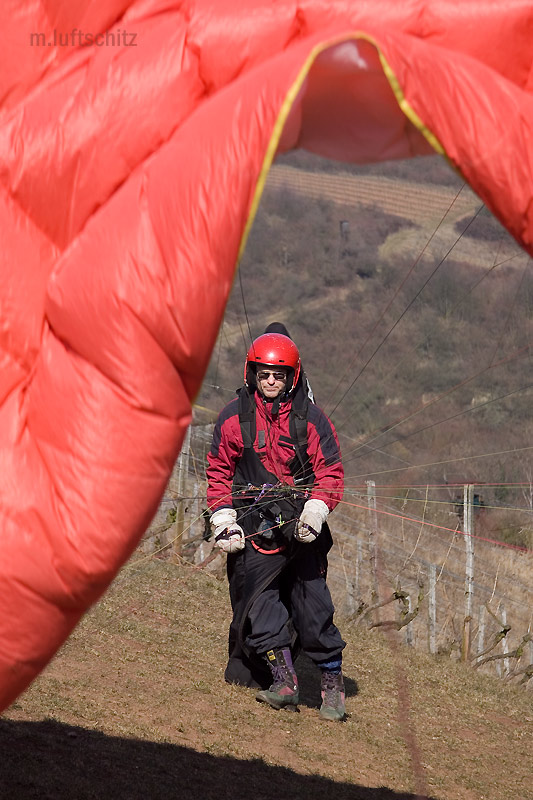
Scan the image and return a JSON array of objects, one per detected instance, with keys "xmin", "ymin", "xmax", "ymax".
[{"xmin": 256, "ymin": 370, "xmax": 288, "ymax": 382}]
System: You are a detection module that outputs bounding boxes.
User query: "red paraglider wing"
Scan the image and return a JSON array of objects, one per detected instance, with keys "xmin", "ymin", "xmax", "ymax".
[{"xmin": 1, "ymin": 0, "xmax": 533, "ymax": 710}]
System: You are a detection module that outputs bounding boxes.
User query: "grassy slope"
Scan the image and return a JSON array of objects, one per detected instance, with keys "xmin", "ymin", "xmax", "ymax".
[{"xmin": 2, "ymin": 557, "xmax": 531, "ymax": 800}]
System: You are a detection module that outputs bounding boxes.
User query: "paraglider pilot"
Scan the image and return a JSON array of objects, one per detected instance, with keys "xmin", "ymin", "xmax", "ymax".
[{"xmin": 206, "ymin": 326, "xmax": 346, "ymax": 720}]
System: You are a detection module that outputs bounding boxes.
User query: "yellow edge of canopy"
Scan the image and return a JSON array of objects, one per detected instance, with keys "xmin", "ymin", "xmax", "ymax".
[
  {"xmin": 373, "ymin": 37, "xmax": 446, "ymax": 157},
  {"xmin": 237, "ymin": 31, "xmax": 446, "ymax": 264}
]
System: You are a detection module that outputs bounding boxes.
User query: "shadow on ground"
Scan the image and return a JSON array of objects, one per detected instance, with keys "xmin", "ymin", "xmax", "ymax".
[{"xmin": 0, "ymin": 718, "xmax": 436, "ymax": 800}]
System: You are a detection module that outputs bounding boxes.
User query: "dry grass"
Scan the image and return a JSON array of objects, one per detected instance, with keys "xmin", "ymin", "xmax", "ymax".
[{"xmin": 2, "ymin": 557, "xmax": 532, "ymax": 800}]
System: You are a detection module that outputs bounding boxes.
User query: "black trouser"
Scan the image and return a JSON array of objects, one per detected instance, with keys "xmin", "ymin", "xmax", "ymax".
[{"xmin": 226, "ymin": 538, "xmax": 345, "ymax": 683}]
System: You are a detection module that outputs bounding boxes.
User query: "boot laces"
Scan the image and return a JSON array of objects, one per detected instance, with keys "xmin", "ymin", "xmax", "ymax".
[
  {"xmin": 322, "ymin": 672, "xmax": 343, "ymax": 706},
  {"xmin": 271, "ymin": 664, "xmax": 295, "ymax": 690}
]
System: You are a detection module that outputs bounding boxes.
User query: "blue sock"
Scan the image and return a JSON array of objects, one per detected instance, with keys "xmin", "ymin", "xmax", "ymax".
[{"xmin": 317, "ymin": 657, "xmax": 342, "ymax": 675}]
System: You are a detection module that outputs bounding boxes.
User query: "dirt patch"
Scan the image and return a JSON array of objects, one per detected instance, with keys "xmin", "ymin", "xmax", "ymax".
[{"xmin": 2, "ymin": 558, "xmax": 532, "ymax": 800}]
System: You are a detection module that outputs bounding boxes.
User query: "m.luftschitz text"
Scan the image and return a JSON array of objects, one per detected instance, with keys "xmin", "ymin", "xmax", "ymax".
[{"xmin": 30, "ymin": 29, "xmax": 137, "ymax": 48}]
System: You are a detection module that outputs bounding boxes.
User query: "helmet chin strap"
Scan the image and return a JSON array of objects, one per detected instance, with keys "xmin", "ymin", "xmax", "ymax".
[{"xmin": 261, "ymin": 392, "xmax": 283, "ymax": 413}]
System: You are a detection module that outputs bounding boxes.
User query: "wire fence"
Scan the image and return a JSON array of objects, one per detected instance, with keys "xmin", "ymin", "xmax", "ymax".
[{"xmin": 142, "ymin": 422, "xmax": 533, "ymax": 688}]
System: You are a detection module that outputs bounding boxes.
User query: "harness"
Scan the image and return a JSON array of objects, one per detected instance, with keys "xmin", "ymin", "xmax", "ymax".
[
  {"xmin": 239, "ymin": 379, "xmax": 314, "ymax": 484},
  {"xmin": 233, "ymin": 380, "xmax": 315, "ymax": 552}
]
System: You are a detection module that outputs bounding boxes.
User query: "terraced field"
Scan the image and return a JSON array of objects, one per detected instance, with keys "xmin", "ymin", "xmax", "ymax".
[
  {"xmin": 267, "ymin": 164, "xmax": 479, "ymax": 224},
  {"xmin": 266, "ymin": 164, "xmax": 525, "ymax": 270}
]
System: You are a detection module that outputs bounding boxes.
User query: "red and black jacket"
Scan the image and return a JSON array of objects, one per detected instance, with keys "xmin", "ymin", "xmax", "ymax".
[{"xmin": 206, "ymin": 387, "xmax": 344, "ymax": 542}]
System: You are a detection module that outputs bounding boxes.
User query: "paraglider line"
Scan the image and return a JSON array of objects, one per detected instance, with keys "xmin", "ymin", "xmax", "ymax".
[
  {"xmin": 324, "ymin": 184, "xmax": 474, "ymax": 419},
  {"xmin": 344, "ymin": 443, "xmax": 533, "ymax": 481},
  {"xmin": 337, "ymin": 496, "xmax": 529, "ymax": 551},
  {"xmin": 341, "ymin": 365, "xmax": 533, "ymax": 468}
]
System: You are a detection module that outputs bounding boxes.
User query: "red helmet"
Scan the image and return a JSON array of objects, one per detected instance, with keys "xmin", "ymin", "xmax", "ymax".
[{"xmin": 244, "ymin": 333, "xmax": 301, "ymax": 393}]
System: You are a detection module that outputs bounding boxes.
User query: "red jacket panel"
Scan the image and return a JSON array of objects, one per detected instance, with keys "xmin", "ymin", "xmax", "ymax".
[{"xmin": 206, "ymin": 392, "xmax": 344, "ymax": 513}]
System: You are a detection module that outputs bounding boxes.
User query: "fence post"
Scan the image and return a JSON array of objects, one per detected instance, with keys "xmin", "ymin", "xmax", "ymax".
[
  {"xmin": 192, "ymin": 480, "xmax": 199, "ymax": 540},
  {"xmin": 366, "ymin": 480, "xmax": 379, "ymax": 603},
  {"xmin": 173, "ymin": 425, "xmax": 191, "ymax": 557},
  {"xmin": 500, "ymin": 602, "xmax": 510, "ymax": 676},
  {"xmin": 462, "ymin": 483, "xmax": 475, "ymax": 661},
  {"xmin": 428, "ymin": 564, "xmax": 436, "ymax": 654},
  {"xmin": 343, "ymin": 541, "xmax": 355, "ymax": 615},
  {"xmin": 478, "ymin": 604, "xmax": 486, "ymax": 656},
  {"xmin": 405, "ymin": 594, "xmax": 414, "ymax": 647},
  {"xmin": 354, "ymin": 539, "xmax": 363, "ymax": 600}
]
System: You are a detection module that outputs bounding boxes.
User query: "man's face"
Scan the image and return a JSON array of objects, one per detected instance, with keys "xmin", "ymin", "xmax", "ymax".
[{"xmin": 256, "ymin": 365, "xmax": 288, "ymax": 399}]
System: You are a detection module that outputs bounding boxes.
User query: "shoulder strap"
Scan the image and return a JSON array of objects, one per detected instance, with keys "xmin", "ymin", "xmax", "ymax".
[
  {"xmin": 288, "ymin": 378, "xmax": 315, "ymax": 486},
  {"xmin": 238, "ymin": 381, "xmax": 314, "ymax": 486},
  {"xmin": 289, "ymin": 378, "xmax": 309, "ymax": 452},
  {"xmin": 237, "ymin": 386, "xmax": 256, "ymax": 449}
]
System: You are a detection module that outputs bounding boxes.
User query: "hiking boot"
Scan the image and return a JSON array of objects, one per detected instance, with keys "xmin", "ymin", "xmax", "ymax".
[
  {"xmin": 256, "ymin": 648, "xmax": 299, "ymax": 710},
  {"xmin": 319, "ymin": 671, "xmax": 346, "ymax": 721}
]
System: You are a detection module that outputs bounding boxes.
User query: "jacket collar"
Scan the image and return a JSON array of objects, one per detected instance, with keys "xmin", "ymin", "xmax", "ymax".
[{"xmin": 254, "ymin": 390, "xmax": 291, "ymax": 420}]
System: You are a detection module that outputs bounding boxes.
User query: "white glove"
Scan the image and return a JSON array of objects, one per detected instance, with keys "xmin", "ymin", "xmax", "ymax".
[
  {"xmin": 210, "ymin": 508, "xmax": 245, "ymax": 553},
  {"xmin": 295, "ymin": 499, "xmax": 329, "ymax": 543}
]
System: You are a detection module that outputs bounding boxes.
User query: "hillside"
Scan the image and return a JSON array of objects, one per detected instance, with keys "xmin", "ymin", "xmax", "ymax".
[
  {"xmin": 2, "ymin": 558, "xmax": 531, "ymax": 800},
  {"xmin": 197, "ymin": 153, "xmax": 533, "ymax": 548}
]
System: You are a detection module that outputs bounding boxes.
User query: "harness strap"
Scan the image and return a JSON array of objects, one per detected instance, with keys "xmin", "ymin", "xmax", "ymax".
[
  {"xmin": 238, "ymin": 387, "xmax": 256, "ymax": 449},
  {"xmin": 237, "ymin": 383, "xmax": 313, "ymax": 486}
]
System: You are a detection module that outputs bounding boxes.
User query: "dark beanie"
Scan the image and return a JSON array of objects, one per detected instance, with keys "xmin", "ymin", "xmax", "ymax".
[{"xmin": 263, "ymin": 321, "xmax": 292, "ymax": 339}]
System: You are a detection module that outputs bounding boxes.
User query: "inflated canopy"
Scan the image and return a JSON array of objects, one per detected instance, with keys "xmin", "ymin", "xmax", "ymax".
[{"xmin": 1, "ymin": 0, "xmax": 532, "ymax": 710}]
